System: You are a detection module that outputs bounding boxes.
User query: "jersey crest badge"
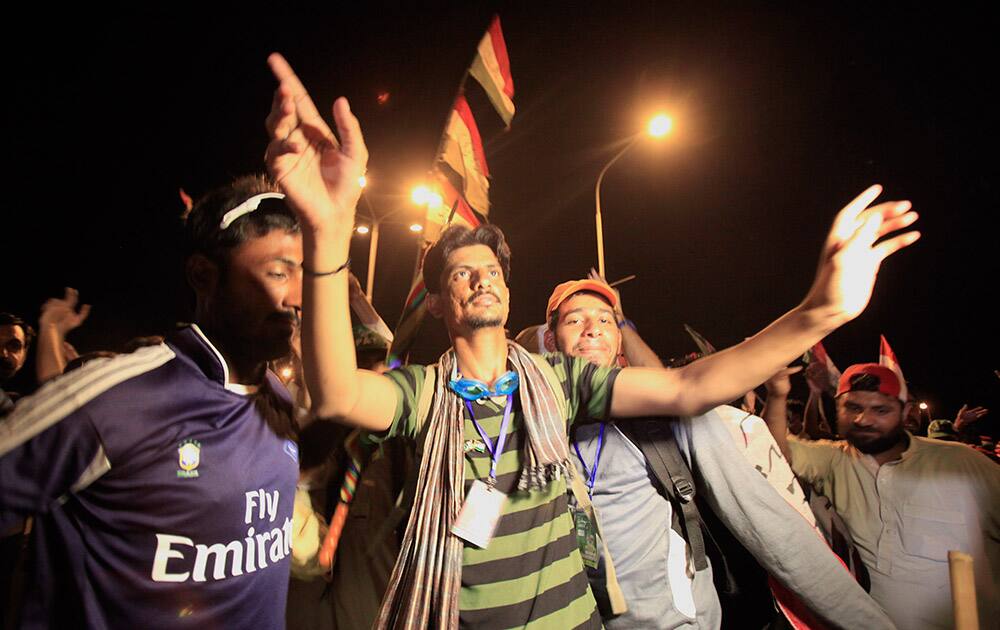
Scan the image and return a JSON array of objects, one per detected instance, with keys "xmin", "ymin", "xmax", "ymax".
[{"xmin": 177, "ymin": 439, "xmax": 201, "ymax": 478}]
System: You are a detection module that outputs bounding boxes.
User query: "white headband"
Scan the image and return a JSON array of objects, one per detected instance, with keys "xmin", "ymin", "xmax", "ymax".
[{"xmin": 219, "ymin": 192, "xmax": 286, "ymax": 230}]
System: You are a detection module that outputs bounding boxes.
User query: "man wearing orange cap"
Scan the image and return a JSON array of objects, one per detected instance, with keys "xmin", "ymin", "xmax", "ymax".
[
  {"xmin": 542, "ymin": 275, "xmax": 660, "ymax": 369},
  {"xmin": 544, "ymin": 278, "xmax": 897, "ymax": 629},
  {"xmin": 766, "ymin": 363, "xmax": 1000, "ymax": 629}
]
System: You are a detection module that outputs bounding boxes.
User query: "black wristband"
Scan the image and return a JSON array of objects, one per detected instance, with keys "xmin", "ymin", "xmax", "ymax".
[{"xmin": 302, "ymin": 257, "xmax": 351, "ymax": 277}]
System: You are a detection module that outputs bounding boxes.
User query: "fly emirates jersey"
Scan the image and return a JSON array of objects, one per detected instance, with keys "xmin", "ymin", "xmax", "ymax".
[{"xmin": 0, "ymin": 325, "xmax": 299, "ymax": 629}]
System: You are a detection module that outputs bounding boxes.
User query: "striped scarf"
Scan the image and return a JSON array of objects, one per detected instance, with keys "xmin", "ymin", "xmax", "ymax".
[{"xmin": 374, "ymin": 341, "xmax": 571, "ymax": 629}]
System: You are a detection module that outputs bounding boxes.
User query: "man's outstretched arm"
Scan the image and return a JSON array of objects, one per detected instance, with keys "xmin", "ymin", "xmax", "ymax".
[
  {"xmin": 611, "ymin": 185, "xmax": 920, "ymax": 418},
  {"xmin": 265, "ymin": 53, "xmax": 396, "ymax": 431}
]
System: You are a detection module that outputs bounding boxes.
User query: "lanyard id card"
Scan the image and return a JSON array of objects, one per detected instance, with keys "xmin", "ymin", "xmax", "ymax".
[
  {"xmin": 452, "ymin": 395, "xmax": 514, "ymax": 548},
  {"xmin": 452, "ymin": 480, "xmax": 507, "ymax": 548},
  {"xmin": 572, "ymin": 505, "xmax": 600, "ymax": 569}
]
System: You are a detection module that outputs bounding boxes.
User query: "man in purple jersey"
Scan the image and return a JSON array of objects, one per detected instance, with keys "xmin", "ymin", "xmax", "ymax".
[{"xmin": 0, "ymin": 175, "xmax": 303, "ymax": 629}]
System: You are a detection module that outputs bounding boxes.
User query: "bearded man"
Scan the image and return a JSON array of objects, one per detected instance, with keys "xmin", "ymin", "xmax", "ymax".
[{"xmin": 766, "ymin": 363, "xmax": 1000, "ymax": 629}]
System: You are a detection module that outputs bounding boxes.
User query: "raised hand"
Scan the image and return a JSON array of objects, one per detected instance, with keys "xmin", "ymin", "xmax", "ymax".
[
  {"xmin": 264, "ymin": 53, "xmax": 368, "ymax": 234},
  {"xmin": 765, "ymin": 365, "xmax": 802, "ymax": 398},
  {"xmin": 800, "ymin": 185, "xmax": 920, "ymax": 325},
  {"xmin": 804, "ymin": 361, "xmax": 834, "ymax": 396},
  {"xmin": 39, "ymin": 288, "xmax": 91, "ymax": 335},
  {"xmin": 954, "ymin": 404, "xmax": 989, "ymax": 431},
  {"xmin": 588, "ymin": 267, "xmax": 624, "ymax": 320}
]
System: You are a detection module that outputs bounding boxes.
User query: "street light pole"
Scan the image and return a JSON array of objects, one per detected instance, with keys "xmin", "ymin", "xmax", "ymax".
[
  {"xmin": 593, "ymin": 112, "xmax": 672, "ymax": 277},
  {"xmin": 357, "ymin": 185, "xmax": 428, "ymax": 301},
  {"xmin": 594, "ymin": 135, "xmax": 641, "ymax": 278}
]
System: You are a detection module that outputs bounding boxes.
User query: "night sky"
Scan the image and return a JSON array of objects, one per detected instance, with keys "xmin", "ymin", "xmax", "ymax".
[{"xmin": 6, "ymin": 4, "xmax": 997, "ymax": 426}]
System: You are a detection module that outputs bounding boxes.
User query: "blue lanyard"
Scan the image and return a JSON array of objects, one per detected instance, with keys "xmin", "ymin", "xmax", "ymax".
[
  {"xmin": 466, "ymin": 395, "xmax": 515, "ymax": 486},
  {"xmin": 573, "ymin": 423, "xmax": 607, "ymax": 498}
]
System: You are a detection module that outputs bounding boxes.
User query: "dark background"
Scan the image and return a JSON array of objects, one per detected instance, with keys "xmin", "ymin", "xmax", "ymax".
[{"xmin": 5, "ymin": 4, "xmax": 996, "ymax": 428}]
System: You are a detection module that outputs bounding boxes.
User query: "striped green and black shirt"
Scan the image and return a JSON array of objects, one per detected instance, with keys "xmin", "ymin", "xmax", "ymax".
[{"xmin": 377, "ymin": 353, "xmax": 619, "ymax": 629}]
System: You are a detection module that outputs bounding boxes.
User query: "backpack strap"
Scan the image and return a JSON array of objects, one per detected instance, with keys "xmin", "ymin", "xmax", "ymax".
[
  {"xmin": 567, "ymin": 464, "xmax": 628, "ymax": 616},
  {"xmin": 534, "ymin": 353, "xmax": 627, "ymax": 615},
  {"xmin": 619, "ymin": 419, "xmax": 709, "ymax": 571}
]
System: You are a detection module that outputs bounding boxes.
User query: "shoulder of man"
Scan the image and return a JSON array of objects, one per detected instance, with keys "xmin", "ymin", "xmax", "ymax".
[
  {"xmin": 361, "ymin": 364, "xmax": 434, "ymax": 446},
  {"xmin": 912, "ymin": 436, "xmax": 1000, "ymax": 475},
  {"xmin": 539, "ymin": 351, "xmax": 620, "ymax": 425},
  {"xmin": 788, "ymin": 434, "xmax": 854, "ymax": 454},
  {"xmin": 0, "ymin": 344, "xmax": 176, "ymax": 456}
]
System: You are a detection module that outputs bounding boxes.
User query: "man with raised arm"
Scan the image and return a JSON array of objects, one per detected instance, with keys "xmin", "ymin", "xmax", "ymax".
[
  {"xmin": 264, "ymin": 53, "xmax": 919, "ymax": 629},
  {"xmin": 764, "ymin": 363, "xmax": 1000, "ymax": 629},
  {"xmin": 544, "ymin": 276, "xmax": 896, "ymax": 628},
  {"xmin": 1, "ymin": 175, "xmax": 303, "ymax": 629}
]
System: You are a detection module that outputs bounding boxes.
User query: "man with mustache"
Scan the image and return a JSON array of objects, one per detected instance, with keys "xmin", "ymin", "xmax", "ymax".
[
  {"xmin": 0, "ymin": 313, "xmax": 34, "ymax": 415},
  {"xmin": 264, "ymin": 53, "xmax": 919, "ymax": 629},
  {"xmin": 766, "ymin": 363, "xmax": 1000, "ymax": 629},
  {"xmin": 1, "ymin": 175, "xmax": 303, "ymax": 629},
  {"xmin": 544, "ymin": 277, "xmax": 896, "ymax": 628}
]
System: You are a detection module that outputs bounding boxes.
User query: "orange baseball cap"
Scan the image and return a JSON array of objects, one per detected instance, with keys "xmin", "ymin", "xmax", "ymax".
[{"xmin": 546, "ymin": 279, "xmax": 618, "ymax": 321}]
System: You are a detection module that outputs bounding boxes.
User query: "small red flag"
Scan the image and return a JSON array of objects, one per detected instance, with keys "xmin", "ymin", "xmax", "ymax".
[{"xmin": 878, "ymin": 335, "xmax": 908, "ymax": 401}]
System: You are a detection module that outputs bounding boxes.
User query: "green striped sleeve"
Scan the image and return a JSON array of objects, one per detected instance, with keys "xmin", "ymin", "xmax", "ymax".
[
  {"xmin": 544, "ymin": 352, "xmax": 619, "ymax": 425},
  {"xmin": 361, "ymin": 364, "xmax": 428, "ymax": 444}
]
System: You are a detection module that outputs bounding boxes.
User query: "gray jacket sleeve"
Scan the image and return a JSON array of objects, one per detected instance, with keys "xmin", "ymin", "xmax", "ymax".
[{"xmin": 672, "ymin": 406, "xmax": 896, "ymax": 630}]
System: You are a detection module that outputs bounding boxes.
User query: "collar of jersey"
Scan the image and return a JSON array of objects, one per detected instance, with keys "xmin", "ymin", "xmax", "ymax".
[{"xmin": 184, "ymin": 324, "xmax": 260, "ymax": 395}]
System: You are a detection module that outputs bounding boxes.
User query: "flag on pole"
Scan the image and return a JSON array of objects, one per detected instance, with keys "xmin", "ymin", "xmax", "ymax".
[
  {"xmin": 802, "ymin": 341, "xmax": 841, "ymax": 426},
  {"xmin": 879, "ymin": 335, "xmax": 908, "ymax": 401},
  {"xmin": 388, "ymin": 255, "xmax": 431, "ymax": 367},
  {"xmin": 432, "ymin": 163, "xmax": 485, "ymax": 231},
  {"xmin": 683, "ymin": 324, "xmax": 717, "ymax": 357},
  {"xmin": 469, "ymin": 15, "xmax": 515, "ymax": 126},
  {"xmin": 803, "ymin": 341, "xmax": 842, "ymax": 393},
  {"xmin": 388, "ymin": 16, "xmax": 512, "ymax": 364},
  {"xmin": 440, "ymin": 95, "xmax": 491, "ymax": 215}
]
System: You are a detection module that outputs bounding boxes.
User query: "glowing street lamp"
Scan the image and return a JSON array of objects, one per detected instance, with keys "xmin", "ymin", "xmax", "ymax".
[
  {"xmin": 354, "ymin": 183, "xmax": 429, "ymax": 300},
  {"xmin": 412, "ymin": 185, "xmax": 443, "ymax": 211},
  {"xmin": 410, "ymin": 185, "xmax": 433, "ymax": 206},
  {"xmin": 647, "ymin": 114, "xmax": 673, "ymax": 138},
  {"xmin": 411, "ymin": 185, "xmax": 429, "ymax": 205},
  {"xmin": 594, "ymin": 112, "xmax": 674, "ymax": 277},
  {"xmin": 917, "ymin": 401, "xmax": 933, "ymax": 426}
]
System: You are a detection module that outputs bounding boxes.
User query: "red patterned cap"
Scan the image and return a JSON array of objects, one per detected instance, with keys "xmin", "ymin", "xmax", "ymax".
[{"xmin": 836, "ymin": 363, "xmax": 904, "ymax": 403}]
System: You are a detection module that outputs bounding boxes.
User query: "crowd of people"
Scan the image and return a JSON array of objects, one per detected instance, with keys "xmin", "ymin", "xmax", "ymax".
[{"xmin": 1, "ymin": 53, "xmax": 997, "ymax": 630}]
